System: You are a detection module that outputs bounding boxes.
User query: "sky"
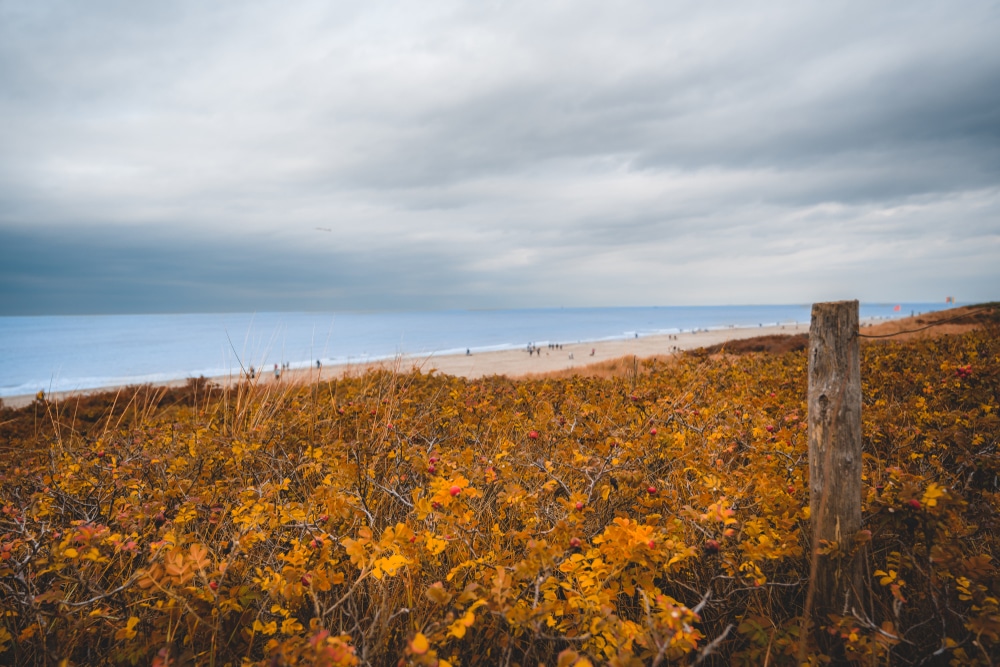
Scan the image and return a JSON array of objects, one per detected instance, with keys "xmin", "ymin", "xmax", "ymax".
[{"xmin": 1, "ymin": 0, "xmax": 998, "ymax": 315}]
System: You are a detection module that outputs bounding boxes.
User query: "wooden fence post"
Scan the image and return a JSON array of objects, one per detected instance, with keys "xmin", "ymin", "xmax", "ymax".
[{"xmin": 808, "ymin": 300, "xmax": 864, "ymax": 650}]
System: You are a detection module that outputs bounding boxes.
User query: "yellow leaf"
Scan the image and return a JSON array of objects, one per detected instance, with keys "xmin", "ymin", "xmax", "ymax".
[
  {"xmin": 409, "ymin": 632, "xmax": 429, "ymax": 655},
  {"xmin": 875, "ymin": 569, "xmax": 897, "ymax": 586},
  {"xmin": 922, "ymin": 483, "xmax": 945, "ymax": 508},
  {"xmin": 280, "ymin": 617, "xmax": 304, "ymax": 635},
  {"xmin": 425, "ymin": 535, "xmax": 447, "ymax": 556},
  {"xmin": 371, "ymin": 553, "xmax": 410, "ymax": 580},
  {"xmin": 64, "ymin": 548, "xmax": 78, "ymax": 559},
  {"xmin": 253, "ymin": 619, "xmax": 278, "ymax": 636},
  {"xmin": 115, "ymin": 616, "xmax": 141, "ymax": 640},
  {"xmin": 448, "ymin": 609, "xmax": 476, "ymax": 638}
]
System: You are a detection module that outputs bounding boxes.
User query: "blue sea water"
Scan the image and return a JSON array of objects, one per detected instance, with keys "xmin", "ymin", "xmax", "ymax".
[{"xmin": 0, "ymin": 303, "xmax": 951, "ymax": 398}]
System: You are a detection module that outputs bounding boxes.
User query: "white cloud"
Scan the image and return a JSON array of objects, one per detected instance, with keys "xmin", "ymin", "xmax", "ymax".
[{"xmin": 1, "ymin": 0, "xmax": 998, "ymax": 312}]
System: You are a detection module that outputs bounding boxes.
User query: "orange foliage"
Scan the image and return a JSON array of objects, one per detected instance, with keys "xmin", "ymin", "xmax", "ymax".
[{"xmin": 0, "ymin": 326, "xmax": 998, "ymax": 665}]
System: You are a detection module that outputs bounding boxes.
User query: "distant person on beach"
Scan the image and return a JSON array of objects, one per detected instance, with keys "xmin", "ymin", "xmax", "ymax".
[
  {"xmin": 274, "ymin": 364, "xmax": 280, "ymax": 380},
  {"xmin": 590, "ymin": 348, "xmax": 595, "ymax": 356},
  {"xmin": 466, "ymin": 348, "xmax": 471, "ymax": 356},
  {"xmin": 316, "ymin": 360, "xmax": 322, "ymax": 369}
]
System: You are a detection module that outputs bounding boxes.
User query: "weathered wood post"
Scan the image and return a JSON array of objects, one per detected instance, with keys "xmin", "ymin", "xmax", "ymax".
[{"xmin": 808, "ymin": 300, "xmax": 864, "ymax": 649}]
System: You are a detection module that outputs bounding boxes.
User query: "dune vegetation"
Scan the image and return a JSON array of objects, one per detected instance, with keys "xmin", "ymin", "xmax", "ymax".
[{"xmin": 1, "ymin": 314, "xmax": 998, "ymax": 665}]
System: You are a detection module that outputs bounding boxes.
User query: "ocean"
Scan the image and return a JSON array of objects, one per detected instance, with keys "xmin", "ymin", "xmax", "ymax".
[{"xmin": 0, "ymin": 303, "xmax": 950, "ymax": 398}]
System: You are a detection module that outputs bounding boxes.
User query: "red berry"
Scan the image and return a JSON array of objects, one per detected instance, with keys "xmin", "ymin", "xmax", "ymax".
[
  {"xmin": 704, "ymin": 539, "xmax": 720, "ymax": 553},
  {"xmin": 907, "ymin": 499, "xmax": 922, "ymax": 510},
  {"xmin": 575, "ymin": 501, "xmax": 584, "ymax": 510},
  {"xmin": 449, "ymin": 485, "xmax": 462, "ymax": 497},
  {"xmin": 649, "ymin": 428, "xmax": 657, "ymax": 436},
  {"xmin": 319, "ymin": 514, "xmax": 329, "ymax": 523},
  {"xmin": 765, "ymin": 424, "xmax": 775, "ymax": 432},
  {"xmin": 387, "ymin": 423, "xmax": 394, "ymax": 430},
  {"xmin": 432, "ymin": 501, "xmax": 442, "ymax": 510},
  {"xmin": 787, "ymin": 486, "xmax": 795, "ymax": 494},
  {"xmin": 427, "ymin": 465, "xmax": 436, "ymax": 474},
  {"xmin": 569, "ymin": 537, "xmax": 581, "ymax": 548},
  {"xmin": 310, "ymin": 539, "xmax": 319, "ymax": 548},
  {"xmin": 528, "ymin": 430, "xmax": 539, "ymax": 439},
  {"xmin": 429, "ymin": 456, "xmax": 439, "ymax": 464},
  {"xmin": 409, "ymin": 535, "xmax": 416, "ymax": 543},
  {"xmin": 647, "ymin": 540, "xmax": 655, "ymax": 549},
  {"xmin": 647, "ymin": 486, "xmax": 657, "ymax": 495},
  {"xmin": 301, "ymin": 575, "xmax": 311, "ymax": 586},
  {"xmin": 96, "ymin": 451, "xmax": 105, "ymax": 458},
  {"xmin": 209, "ymin": 581, "xmax": 218, "ymax": 591}
]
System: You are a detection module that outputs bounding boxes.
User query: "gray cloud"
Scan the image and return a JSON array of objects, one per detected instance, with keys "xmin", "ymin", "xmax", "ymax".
[{"xmin": 1, "ymin": 0, "xmax": 998, "ymax": 314}]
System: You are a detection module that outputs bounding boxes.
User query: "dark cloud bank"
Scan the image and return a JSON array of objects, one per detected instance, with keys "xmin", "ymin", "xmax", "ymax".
[{"xmin": 1, "ymin": 0, "xmax": 998, "ymax": 314}]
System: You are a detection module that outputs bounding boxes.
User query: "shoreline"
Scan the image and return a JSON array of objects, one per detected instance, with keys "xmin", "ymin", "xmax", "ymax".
[
  {"xmin": 14, "ymin": 302, "xmax": 970, "ymax": 409},
  {"xmin": 2, "ymin": 322, "xmax": 810, "ymax": 409}
]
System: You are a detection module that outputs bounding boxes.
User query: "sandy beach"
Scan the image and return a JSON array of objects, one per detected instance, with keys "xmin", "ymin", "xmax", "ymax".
[
  {"xmin": 7, "ymin": 307, "xmax": 972, "ymax": 411},
  {"xmin": 3, "ymin": 322, "xmax": 814, "ymax": 409}
]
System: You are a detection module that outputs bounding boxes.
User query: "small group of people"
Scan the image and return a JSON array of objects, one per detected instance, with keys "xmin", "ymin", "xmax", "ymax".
[
  {"xmin": 527, "ymin": 342, "xmax": 568, "ymax": 357},
  {"xmin": 272, "ymin": 362, "xmax": 296, "ymax": 379}
]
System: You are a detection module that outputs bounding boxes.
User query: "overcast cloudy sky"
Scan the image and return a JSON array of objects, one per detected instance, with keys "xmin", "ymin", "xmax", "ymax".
[{"xmin": 1, "ymin": 0, "xmax": 998, "ymax": 314}]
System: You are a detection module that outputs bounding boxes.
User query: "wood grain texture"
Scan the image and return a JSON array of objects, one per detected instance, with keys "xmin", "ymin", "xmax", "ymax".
[{"xmin": 808, "ymin": 300, "xmax": 865, "ymax": 650}]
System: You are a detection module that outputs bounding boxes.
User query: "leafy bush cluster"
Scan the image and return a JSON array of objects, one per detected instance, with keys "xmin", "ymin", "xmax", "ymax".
[{"xmin": 0, "ymin": 328, "xmax": 998, "ymax": 665}]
